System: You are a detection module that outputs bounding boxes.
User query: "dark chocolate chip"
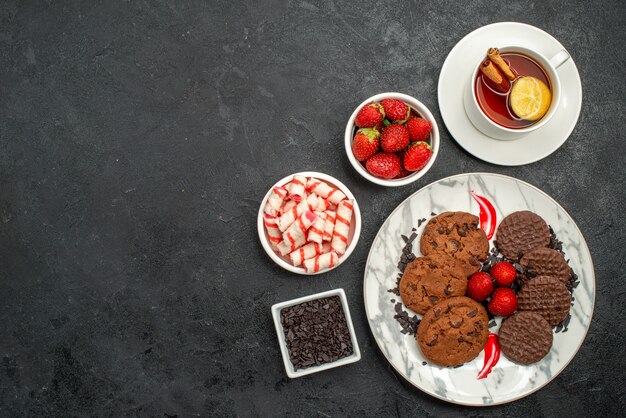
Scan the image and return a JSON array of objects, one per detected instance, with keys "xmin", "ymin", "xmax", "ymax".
[{"xmin": 467, "ymin": 309, "xmax": 477, "ymax": 318}]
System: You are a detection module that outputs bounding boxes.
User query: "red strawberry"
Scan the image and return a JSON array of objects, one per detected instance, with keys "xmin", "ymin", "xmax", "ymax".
[
  {"xmin": 381, "ymin": 124, "xmax": 409, "ymax": 152},
  {"xmin": 403, "ymin": 141, "xmax": 432, "ymax": 172},
  {"xmin": 490, "ymin": 261, "xmax": 517, "ymax": 287},
  {"xmin": 352, "ymin": 128, "xmax": 380, "ymax": 161},
  {"xmin": 365, "ymin": 152, "xmax": 401, "ymax": 179},
  {"xmin": 406, "ymin": 117, "xmax": 432, "ymax": 141},
  {"xmin": 488, "ymin": 287, "xmax": 518, "ymax": 317},
  {"xmin": 467, "ymin": 272, "xmax": 494, "ymax": 302},
  {"xmin": 381, "ymin": 99, "xmax": 410, "ymax": 122},
  {"xmin": 355, "ymin": 102, "xmax": 385, "ymax": 128},
  {"xmin": 395, "ymin": 166, "xmax": 411, "ymax": 179}
]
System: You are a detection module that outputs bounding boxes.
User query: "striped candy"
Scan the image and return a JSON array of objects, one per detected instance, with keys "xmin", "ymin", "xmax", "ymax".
[
  {"xmin": 263, "ymin": 213, "xmax": 282, "ymax": 248},
  {"xmin": 276, "ymin": 234, "xmax": 306, "ymax": 256},
  {"xmin": 306, "ymin": 177, "xmax": 346, "ymax": 205},
  {"xmin": 307, "ymin": 211, "xmax": 327, "ymax": 244},
  {"xmin": 289, "ymin": 241, "xmax": 331, "ymax": 266},
  {"xmin": 263, "ymin": 186, "xmax": 288, "ymax": 216},
  {"xmin": 278, "ymin": 197, "xmax": 310, "ymax": 232},
  {"xmin": 282, "ymin": 211, "xmax": 316, "ymax": 247},
  {"xmin": 322, "ymin": 210, "xmax": 336, "ymax": 242},
  {"xmin": 330, "ymin": 199, "xmax": 353, "ymax": 255},
  {"xmin": 286, "ymin": 175, "xmax": 306, "ymax": 202},
  {"xmin": 303, "ymin": 251, "xmax": 339, "ymax": 273}
]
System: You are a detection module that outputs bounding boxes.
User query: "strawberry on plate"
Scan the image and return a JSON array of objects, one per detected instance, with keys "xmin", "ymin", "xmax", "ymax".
[
  {"xmin": 403, "ymin": 141, "xmax": 432, "ymax": 172},
  {"xmin": 488, "ymin": 287, "xmax": 518, "ymax": 317},
  {"xmin": 355, "ymin": 102, "xmax": 385, "ymax": 128},
  {"xmin": 381, "ymin": 124, "xmax": 409, "ymax": 153},
  {"xmin": 406, "ymin": 117, "xmax": 432, "ymax": 141},
  {"xmin": 352, "ymin": 128, "xmax": 380, "ymax": 161},
  {"xmin": 381, "ymin": 98, "xmax": 410, "ymax": 123},
  {"xmin": 490, "ymin": 261, "xmax": 517, "ymax": 287},
  {"xmin": 365, "ymin": 152, "xmax": 401, "ymax": 179},
  {"xmin": 467, "ymin": 271, "xmax": 494, "ymax": 302}
]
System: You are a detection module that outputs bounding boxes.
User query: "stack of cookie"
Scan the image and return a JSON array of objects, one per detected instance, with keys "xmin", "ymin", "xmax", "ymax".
[
  {"xmin": 400, "ymin": 211, "xmax": 491, "ymax": 367},
  {"xmin": 495, "ymin": 211, "xmax": 573, "ymax": 364}
]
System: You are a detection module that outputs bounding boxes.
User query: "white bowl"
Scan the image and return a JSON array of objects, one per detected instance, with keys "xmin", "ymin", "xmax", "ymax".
[
  {"xmin": 257, "ymin": 171, "xmax": 361, "ymax": 275},
  {"xmin": 271, "ymin": 288, "xmax": 362, "ymax": 378},
  {"xmin": 344, "ymin": 92, "xmax": 440, "ymax": 187}
]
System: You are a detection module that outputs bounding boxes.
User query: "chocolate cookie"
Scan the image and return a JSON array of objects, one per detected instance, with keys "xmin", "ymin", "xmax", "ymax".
[
  {"xmin": 399, "ymin": 255, "xmax": 468, "ymax": 315},
  {"xmin": 499, "ymin": 311, "xmax": 553, "ymax": 365},
  {"xmin": 517, "ymin": 276, "xmax": 571, "ymax": 326},
  {"xmin": 420, "ymin": 212, "xmax": 489, "ymax": 276},
  {"xmin": 496, "ymin": 211, "xmax": 550, "ymax": 261},
  {"xmin": 417, "ymin": 296, "xmax": 489, "ymax": 367},
  {"xmin": 520, "ymin": 247, "xmax": 571, "ymax": 283}
]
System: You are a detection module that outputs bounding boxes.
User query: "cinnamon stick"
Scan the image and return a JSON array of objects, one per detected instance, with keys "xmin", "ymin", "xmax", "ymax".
[
  {"xmin": 488, "ymin": 48, "xmax": 516, "ymax": 80},
  {"xmin": 479, "ymin": 60, "xmax": 510, "ymax": 93}
]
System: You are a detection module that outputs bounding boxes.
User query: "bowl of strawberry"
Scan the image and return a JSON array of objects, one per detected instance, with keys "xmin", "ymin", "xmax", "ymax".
[{"xmin": 344, "ymin": 92, "xmax": 439, "ymax": 187}]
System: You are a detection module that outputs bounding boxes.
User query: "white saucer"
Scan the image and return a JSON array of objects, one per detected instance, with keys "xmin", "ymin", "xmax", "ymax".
[{"xmin": 438, "ymin": 22, "xmax": 582, "ymax": 166}]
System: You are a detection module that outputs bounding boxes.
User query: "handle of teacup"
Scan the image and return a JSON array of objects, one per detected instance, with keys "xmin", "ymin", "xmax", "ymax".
[{"xmin": 550, "ymin": 49, "xmax": 570, "ymax": 69}]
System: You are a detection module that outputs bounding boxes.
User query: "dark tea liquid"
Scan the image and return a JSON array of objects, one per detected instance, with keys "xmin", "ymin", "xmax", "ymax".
[{"xmin": 474, "ymin": 53, "xmax": 551, "ymax": 129}]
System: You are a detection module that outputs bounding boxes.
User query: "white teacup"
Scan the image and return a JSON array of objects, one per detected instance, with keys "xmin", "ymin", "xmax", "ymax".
[{"xmin": 463, "ymin": 46, "xmax": 570, "ymax": 140}]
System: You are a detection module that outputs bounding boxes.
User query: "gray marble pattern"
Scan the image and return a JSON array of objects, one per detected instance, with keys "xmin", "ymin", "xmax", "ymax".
[{"xmin": 363, "ymin": 173, "xmax": 595, "ymax": 406}]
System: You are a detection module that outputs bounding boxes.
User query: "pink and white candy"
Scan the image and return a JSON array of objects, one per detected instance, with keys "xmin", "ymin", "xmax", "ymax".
[
  {"xmin": 322, "ymin": 210, "xmax": 336, "ymax": 242},
  {"xmin": 286, "ymin": 175, "xmax": 306, "ymax": 202},
  {"xmin": 307, "ymin": 211, "xmax": 326, "ymax": 244},
  {"xmin": 263, "ymin": 186, "xmax": 288, "ymax": 216},
  {"xmin": 330, "ymin": 199, "xmax": 353, "ymax": 255},
  {"xmin": 306, "ymin": 177, "xmax": 346, "ymax": 205},
  {"xmin": 263, "ymin": 213, "xmax": 282, "ymax": 248},
  {"xmin": 278, "ymin": 197, "xmax": 309, "ymax": 232},
  {"xmin": 282, "ymin": 211, "xmax": 316, "ymax": 247},
  {"xmin": 303, "ymin": 251, "xmax": 339, "ymax": 273},
  {"xmin": 289, "ymin": 242, "xmax": 331, "ymax": 266}
]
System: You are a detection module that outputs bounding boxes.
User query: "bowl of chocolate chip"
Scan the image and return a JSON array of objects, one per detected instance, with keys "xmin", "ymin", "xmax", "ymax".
[{"xmin": 271, "ymin": 288, "xmax": 361, "ymax": 378}]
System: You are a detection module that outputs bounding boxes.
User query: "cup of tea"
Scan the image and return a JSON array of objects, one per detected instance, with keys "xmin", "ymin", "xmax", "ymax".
[{"xmin": 463, "ymin": 46, "xmax": 570, "ymax": 140}]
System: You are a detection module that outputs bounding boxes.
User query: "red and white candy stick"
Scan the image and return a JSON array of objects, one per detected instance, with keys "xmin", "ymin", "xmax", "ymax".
[
  {"xmin": 263, "ymin": 213, "xmax": 282, "ymax": 248},
  {"xmin": 278, "ymin": 197, "xmax": 309, "ymax": 232},
  {"xmin": 303, "ymin": 251, "xmax": 339, "ymax": 273},
  {"xmin": 306, "ymin": 193, "xmax": 318, "ymax": 211},
  {"xmin": 282, "ymin": 211, "xmax": 316, "ymax": 247},
  {"xmin": 263, "ymin": 186, "xmax": 288, "ymax": 216},
  {"xmin": 322, "ymin": 210, "xmax": 336, "ymax": 242},
  {"xmin": 287, "ymin": 175, "xmax": 306, "ymax": 202},
  {"xmin": 315, "ymin": 197, "xmax": 328, "ymax": 212},
  {"xmin": 307, "ymin": 211, "xmax": 326, "ymax": 244},
  {"xmin": 276, "ymin": 234, "xmax": 306, "ymax": 256},
  {"xmin": 280, "ymin": 199, "xmax": 296, "ymax": 215},
  {"xmin": 306, "ymin": 178, "xmax": 346, "ymax": 205},
  {"xmin": 331, "ymin": 199, "xmax": 353, "ymax": 255},
  {"xmin": 289, "ymin": 241, "xmax": 324, "ymax": 266}
]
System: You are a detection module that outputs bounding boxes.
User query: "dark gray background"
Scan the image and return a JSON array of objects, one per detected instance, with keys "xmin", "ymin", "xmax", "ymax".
[{"xmin": 1, "ymin": 0, "xmax": 624, "ymax": 416}]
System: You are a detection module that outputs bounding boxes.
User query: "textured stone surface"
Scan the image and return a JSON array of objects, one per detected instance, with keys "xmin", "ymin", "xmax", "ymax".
[{"xmin": 0, "ymin": 0, "xmax": 624, "ymax": 415}]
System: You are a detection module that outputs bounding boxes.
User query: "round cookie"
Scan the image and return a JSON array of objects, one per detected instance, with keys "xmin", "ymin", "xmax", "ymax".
[
  {"xmin": 417, "ymin": 296, "xmax": 489, "ymax": 367},
  {"xmin": 520, "ymin": 247, "xmax": 571, "ymax": 283},
  {"xmin": 499, "ymin": 311, "xmax": 553, "ymax": 365},
  {"xmin": 517, "ymin": 276, "xmax": 571, "ymax": 326},
  {"xmin": 420, "ymin": 212, "xmax": 489, "ymax": 276},
  {"xmin": 496, "ymin": 211, "xmax": 550, "ymax": 261},
  {"xmin": 399, "ymin": 255, "xmax": 468, "ymax": 315}
]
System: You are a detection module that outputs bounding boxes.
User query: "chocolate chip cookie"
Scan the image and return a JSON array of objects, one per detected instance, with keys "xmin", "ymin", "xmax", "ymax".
[
  {"xmin": 420, "ymin": 212, "xmax": 489, "ymax": 276},
  {"xmin": 517, "ymin": 276, "xmax": 571, "ymax": 326},
  {"xmin": 399, "ymin": 255, "xmax": 468, "ymax": 315},
  {"xmin": 499, "ymin": 311, "xmax": 553, "ymax": 365},
  {"xmin": 417, "ymin": 296, "xmax": 489, "ymax": 367},
  {"xmin": 520, "ymin": 247, "xmax": 571, "ymax": 283},
  {"xmin": 496, "ymin": 211, "xmax": 550, "ymax": 261}
]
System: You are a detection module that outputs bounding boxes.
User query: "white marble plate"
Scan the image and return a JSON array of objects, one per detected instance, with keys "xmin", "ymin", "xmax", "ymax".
[
  {"xmin": 438, "ymin": 22, "xmax": 582, "ymax": 166},
  {"xmin": 363, "ymin": 173, "xmax": 595, "ymax": 406}
]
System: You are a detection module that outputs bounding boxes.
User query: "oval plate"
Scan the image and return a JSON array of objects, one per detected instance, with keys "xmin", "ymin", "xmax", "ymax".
[{"xmin": 363, "ymin": 173, "xmax": 595, "ymax": 406}]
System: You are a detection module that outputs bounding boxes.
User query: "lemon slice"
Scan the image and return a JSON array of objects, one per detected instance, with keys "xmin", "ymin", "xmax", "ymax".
[{"xmin": 509, "ymin": 76, "xmax": 552, "ymax": 121}]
